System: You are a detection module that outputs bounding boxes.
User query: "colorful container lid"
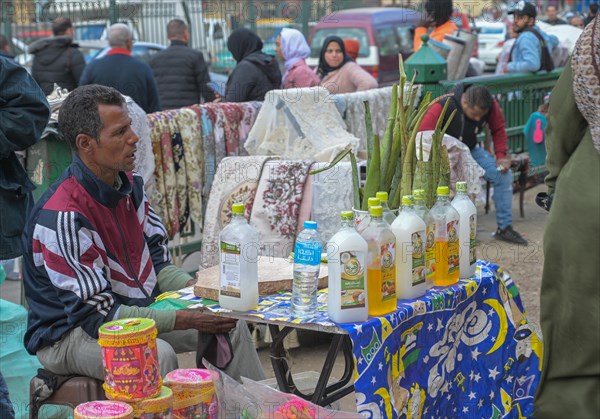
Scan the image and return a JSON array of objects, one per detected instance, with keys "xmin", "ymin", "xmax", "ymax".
[
  {"xmin": 340, "ymin": 211, "xmax": 354, "ymax": 221},
  {"xmin": 437, "ymin": 186, "xmax": 450, "ymax": 196},
  {"xmin": 456, "ymin": 181, "xmax": 468, "ymax": 192},
  {"xmin": 367, "ymin": 197, "xmax": 381, "ymax": 208},
  {"xmin": 375, "ymin": 191, "xmax": 389, "ymax": 203},
  {"xmin": 232, "ymin": 203, "xmax": 245, "ymax": 214},
  {"xmin": 98, "ymin": 318, "xmax": 157, "ymax": 346},
  {"xmin": 74, "ymin": 401, "xmax": 134, "ymax": 419},
  {"xmin": 164, "ymin": 369, "xmax": 218, "ymax": 388},
  {"xmin": 369, "ymin": 205, "xmax": 383, "ymax": 217},
  {"xmin": 402, "ymin": 195, "xmax": 414, "ymax": 206},
  {"xmin": 128, "ymin": 387, "xmax": 173, "ymax": 416}
]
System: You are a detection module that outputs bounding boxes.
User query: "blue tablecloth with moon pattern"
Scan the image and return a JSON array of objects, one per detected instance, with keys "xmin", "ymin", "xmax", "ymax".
[{"xmin": 163, "ymin": 260, "xmax": 541, "ymax": 418}]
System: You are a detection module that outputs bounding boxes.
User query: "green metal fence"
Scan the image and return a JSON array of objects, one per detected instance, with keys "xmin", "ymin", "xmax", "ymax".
[{"xmin": 436, "ymin": 69, "xmax": 562, "ymax": 157}]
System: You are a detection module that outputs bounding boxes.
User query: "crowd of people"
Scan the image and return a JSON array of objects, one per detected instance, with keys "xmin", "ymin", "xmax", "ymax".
[{"xmin": 1, "ymin": 1, "xmax": 599, "ymax": 417}]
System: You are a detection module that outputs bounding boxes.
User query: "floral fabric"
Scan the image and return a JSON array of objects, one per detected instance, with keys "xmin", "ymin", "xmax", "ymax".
[{"xmin": 249, "ymin": 160, "xmax": 313, "ymax": 259}]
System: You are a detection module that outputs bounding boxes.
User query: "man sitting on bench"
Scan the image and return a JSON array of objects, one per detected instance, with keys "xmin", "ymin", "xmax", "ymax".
[
  {"xmin": 420, "ymin": 83, "xmax": 528, "ymax": 245},
  {"xmin": 21, "ymin": 85, "xmax": 265, "ymax": 382}
]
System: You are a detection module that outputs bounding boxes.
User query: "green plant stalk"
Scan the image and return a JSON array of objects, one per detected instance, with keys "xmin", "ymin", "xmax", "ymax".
[
  {"xmin": 380, "ymin": 84, "xmax": 398, "ymax": 191},
  {"xmin": 365, "ymin": 101, "xmax": 374, "ymax": 173},
  {"xmin": 350, "ymin": 151, "xmax": 361, "ymax": 209},
  {"xmin": 308, "ymin": 146, "xmax": 352, "ymax": 175},
  {"xmin": 439, "ymin": 145, "xmax": 451, "ymax": 187},
  {"xmin": 399, "ymin": 135, "xmax": 416, "ymax": 201},
  {"xmin": 362, "ymin": 134, "xmax": 381, "ymax": 210},
  {"xmin": 390, "ymin": 161, "xmax": 404, "ymax": 209},
  {"xmin": 384, "ymin": 88, "xmax": 405, "ymax": 192}
]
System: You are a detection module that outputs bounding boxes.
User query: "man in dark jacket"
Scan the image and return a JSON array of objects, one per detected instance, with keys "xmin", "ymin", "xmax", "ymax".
[
  {"xmin": 80, "ymin": 24, "xmax": 161, "ymax": 113},
  {"xmin": 150, "ymin": 19, "xmax": 215, "ymax": 109},
  {"xmin": 21, "ymin": 85, "xmax": 265, "ymax": 382},
  {"xmin": 224, "ymin": 28, "xmax": 282, "ymax": 102},
  {"xmin": 30, "ymin": 18, "xmax": 86, "ymax": 95},
  {"xmin": 0, "ymin": 56, "xmax": 50, "ymax": 419},
  {"xmin": 420, "ymin": 84, "xmax": 528, "ymax": 245}
]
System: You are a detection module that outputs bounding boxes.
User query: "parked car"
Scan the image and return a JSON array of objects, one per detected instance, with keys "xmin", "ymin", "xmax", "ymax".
[
  {"xmin": 475, "ymin": 20, "xmax": 508, "ymax": 68},
  {"xmin": 306, "ymin": 8, "xmax": 421, "ymax": 85}
]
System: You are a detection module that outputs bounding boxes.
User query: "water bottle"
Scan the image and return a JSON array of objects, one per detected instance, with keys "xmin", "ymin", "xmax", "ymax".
[{"xmin": 292, "ymin": 221, "xmax": 322, "ymax": 318}]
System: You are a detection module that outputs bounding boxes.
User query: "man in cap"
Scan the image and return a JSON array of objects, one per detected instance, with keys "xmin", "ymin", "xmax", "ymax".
[{"xmin": 504, "ymin": 1, "xmax": 558, "ymax": 74}]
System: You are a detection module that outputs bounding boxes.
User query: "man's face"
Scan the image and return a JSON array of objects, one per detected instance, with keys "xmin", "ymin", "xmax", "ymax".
[
  {"xmin": 513, "ymin": 14, "xmax": 533, "ymax": 33},
  {"xmin": 570, "ymin": 17, "xmax": 585, "ymax": 29},
  {"xmin": 87, "ymin": 104, "xmax": 138, "ymax": 181},
  {"xmin": 461, "ymin": 95, "xmax": 488, "ymax": 122},
  {"xmin": 546, "ymin": 6, "xmax": 557, "ymax": 20}
]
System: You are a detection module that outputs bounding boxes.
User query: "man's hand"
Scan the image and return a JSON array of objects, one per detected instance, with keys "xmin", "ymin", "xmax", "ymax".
[
  {"xmin": 496, "ymin": 157, "xmax": 511, "ymax": 174},
  {"xmin": 174, "ymin": 310, "xmax": 237, "ymax": 334}
]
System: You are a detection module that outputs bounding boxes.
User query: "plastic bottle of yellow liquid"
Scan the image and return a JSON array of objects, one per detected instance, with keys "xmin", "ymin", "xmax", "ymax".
[
  {"xmin": 356, "ymin": 197, "xmax": 381, "ymax": 234},
  {"xmin": 429, "ymin": 186, "xmax": 460, "ymax": 286},
  {"xmin": 413, "ymin": 189, "xmax": 436, "ymax": 289},
  {"xmin": 376, "ymin": 191, "xmax": 397, "ymax": 225},
  {"xmin": 361, "ymin": 206, "xmax": 397, "ymax": 316},
  {"xmin": 219, "ymin": 203, "xmax": 259, "ymax": 311},
  {"xmin": 391, "ymin": 196, "xmax": 428, "ymax": 299},
  {"xmin": 327, "ymin": 211, "xmax": 369, "ymax": 323},
  {"xmin": 451, "ymin": 181, "xmax": 477, "ymax": 278}
]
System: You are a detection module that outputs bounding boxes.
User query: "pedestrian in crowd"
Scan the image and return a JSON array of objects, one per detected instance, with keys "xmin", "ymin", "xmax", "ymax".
[
  {"xmin": 569, "ymin": 15, "xmax": 585, "ymax": 29},
  {"xmin": 1, "ymin": 56, "xmax": 50, "ymax": 419},
  {"xmin": 80, "ymin": 24, "xmax": 160, "ymax": 113},
  {"xmin": 275, "ymin": 28, "xmax": 319, "ymax": 89},
  {"xmin": 503, "ymin": 1, "xmax": 558, "ymax": 74},
  {"xmin": 316, "ymin": 36, "xmax": 377, "ymax": 94},
  {"xmin": 0, "ymin": 35, "xmax": 13, "ymax": 59},
  {"xmin": 149, "ymin": 19, "xmax": 215, "ymax": 109},
  {"xmin": 29, "ymin": 17, "xmax": 85, "ymax": 95},
  {"xmin": 534, "ymin": 19, "xmax": 600, "ymax": 417},
  {"xmin": 21, "ymin": 84, "xmax": 266, "ymax": 382},
  {"xmin": 495, "ymin": 23, "xmax": 518, "ymax": 75},
  {"xmin": 414, "ymin": 0, "xmax": 457, "ymax": 51},
  {"xmin": 343, "ymin": 39, "xmax": 360, "ymax": 61},
  {"xmin": 224, "ymin": 28, "xmax": 281, "ymax": 102},
  {"xmin": 544, "ymin": 5, "xmax": 567, "ymax": 25},
  {"xmin": 419, "ymin": 84, "xmax": 528, "ymax": 245},
  {"xmin": 584, "ymin": 3, "xmax": 598, "ymax": 26}
]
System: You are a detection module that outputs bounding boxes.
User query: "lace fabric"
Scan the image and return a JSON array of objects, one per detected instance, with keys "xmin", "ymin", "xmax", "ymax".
[
  {"xmin": 245, "ymin": 87, "xmax": 359, "ymax": 161},
  {"xmin": 310, "ymin": 161, "xmax": 355, "ymax": 243}
]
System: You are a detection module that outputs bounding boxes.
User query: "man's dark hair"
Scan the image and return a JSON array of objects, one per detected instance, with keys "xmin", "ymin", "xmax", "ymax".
[
  {"xmin": 591, "ymin": 4, "xmax": 599, "ymax": 14},
  {"xmin": 52, "ymin": 17, "xmax": 73, "ymax": 36},
  {"xmin": 425, "ymin": 0, "xmax": 454, "ymax": 26},
  {"xmin": 0, "ymin": 34, "xmax": 9, "ymax": 51},
  {"xmin": 167, "ymin": 18, "xmax": 187, "ymax": 39},
  {"xmin": 58, "ymin": 85, "xmax": 124, "ymax": 150},
  {"xmin": 464, "ymin": 85, "xmax": 494, "ymax": 112}
]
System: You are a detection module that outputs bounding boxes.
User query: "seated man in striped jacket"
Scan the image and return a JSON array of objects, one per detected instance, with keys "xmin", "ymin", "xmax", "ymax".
[{"xmin": 21, "ymin": 84, "xmax": 265, "ymax": 382}]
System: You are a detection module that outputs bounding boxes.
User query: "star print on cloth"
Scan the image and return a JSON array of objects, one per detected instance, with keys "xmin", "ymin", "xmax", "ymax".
[
  {"xmin": 506, "ymin": 375, "xmax": 514, "ymax": 383},
  {"xmin": 427, "ymin": 323, "xmax": 433, "ymax": 331},
  {"xmin": 378, "ymin": 363, "xmax": 383, "ymax": 371},
  {"xmin": 468, "ymin": 391, "xmax": 477, "ymax": 400},
  {"xmin": 489, "ymin": 367, "xmax": 500, "ymax": 380},
  {"xmin": 471, "ymin": 347, "xmax": 482, "ymax": 360},
  {"xmin": 354, "ymin": 324, "xmax": 363, "ymax": 334}
]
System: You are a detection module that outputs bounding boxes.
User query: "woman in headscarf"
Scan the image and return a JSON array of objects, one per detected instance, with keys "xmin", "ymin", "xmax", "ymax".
[
  {"xmin": 534, "ymin": 18, "xmax": 600, "ymax": 418},
  {"xmin": 316, "ymin": 35, "xmax": 377, "ymax": 94},
  {"xmin": 275, "ymin": 28, "xmax": 320, "ymax": 89},
  {"xmin": 224, "ymin": 28, "xmax": 282, "ymax": 102}
]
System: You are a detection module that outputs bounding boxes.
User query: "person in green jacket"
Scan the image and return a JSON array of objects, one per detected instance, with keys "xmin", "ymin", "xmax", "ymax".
[{"xmin": 534, "ymin": 19, "xmax": 600, "ymax": 417}]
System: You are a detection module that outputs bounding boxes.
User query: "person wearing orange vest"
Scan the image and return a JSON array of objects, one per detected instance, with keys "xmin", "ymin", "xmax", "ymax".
[{"xmin": 414, "ymin": 0, "xmax": 457, "ymax": 51}]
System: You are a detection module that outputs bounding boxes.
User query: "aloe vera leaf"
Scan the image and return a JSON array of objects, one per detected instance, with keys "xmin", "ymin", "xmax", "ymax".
[
  {"xmin": 362, "ymin": 134, "xmax": 381, "ymax": 211},
  {"xmin": 400, "ymin": 134, "xmax": 416, "ymax": 200},
  {"xmin": 390, "ymin": 161, "xmax": 403, "ymax": 209},
  {"xmin": 380, "ymin": 84, "xmax": 398, "ymax": 191},
  {"xmin": 383, "ymin": 88, "xmax": 405, "ymax": 192},
  {"xmin": 309, "ymin": 146, "xmax": 352, "ymax": 175},
  {"xmin": 350, "ymin": 151, "xmax": 361, "ymax": 209},
  {"xmin": 439, "ymin": 145, "xmax": 451, "ymax": 187},
  {"xmin": 364, "ymin": 101, "xmax": 374, "ymax": 172}
]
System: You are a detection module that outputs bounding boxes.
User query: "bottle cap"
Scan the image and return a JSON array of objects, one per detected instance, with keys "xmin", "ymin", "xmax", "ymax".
[
  {"xmin": 402, "ymin": 195, "xmax": 414, "ymax": 206},
  {"xmin": 375, "ymin": 191, "xmax": 389, "ymax": 203},
  {"xmin": 367, "ymin": 197, "xmax": 381, "ymax": 208},
  {"xmin": 304, "ymin": 221, "xmax": 318, "ymax": 229},
  {"xmin": 369, "ymin": 206, "xmax": 383, "ymax": 217},
  {"xmin": 232, "ymin": 203, "xmax": 245, "ymax": 215},
  {"xmin": 456, "ymin": 181, "xmax": 467, "ymax": 192},
  {"xmin": 413, "ymin": 189, "xmax": 425, "ymax": 200},
  {"xmin": 340, "ymin": 211, "xmax": 354, "ymax": 221},
  {"xmin": 437, "ymin": 186, "xmax": 450, "ymax": 196}
]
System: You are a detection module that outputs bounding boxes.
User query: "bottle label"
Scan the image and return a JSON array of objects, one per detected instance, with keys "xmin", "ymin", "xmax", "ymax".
[
  {"xmin": 412, "ymin": 230, "xmax": 426, "ymax": 286},
  {"xmin": 469, "ymin": 214, "xmax": 477, "ymax": 265},
  {"xmin": 381, "ymin": 242, "xmax": 396, "ymax": 301},
  {"xmin": 294, "ymin": 241, "xmax": 322, "ymax": 266},
  {"xmin": 220, "ymin": 241, "xmax": 241, "ymax": 298},
  {"xmin": 426, "ymin": 223, "xmax": 436, "ymax": 282},
  {"xmin": 340, "ymin": 251, "xmax": 366, "ymax": 310},
  {"xmin": 447, "ymin": 220, "xmax": 460, "ymax": 275}
]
